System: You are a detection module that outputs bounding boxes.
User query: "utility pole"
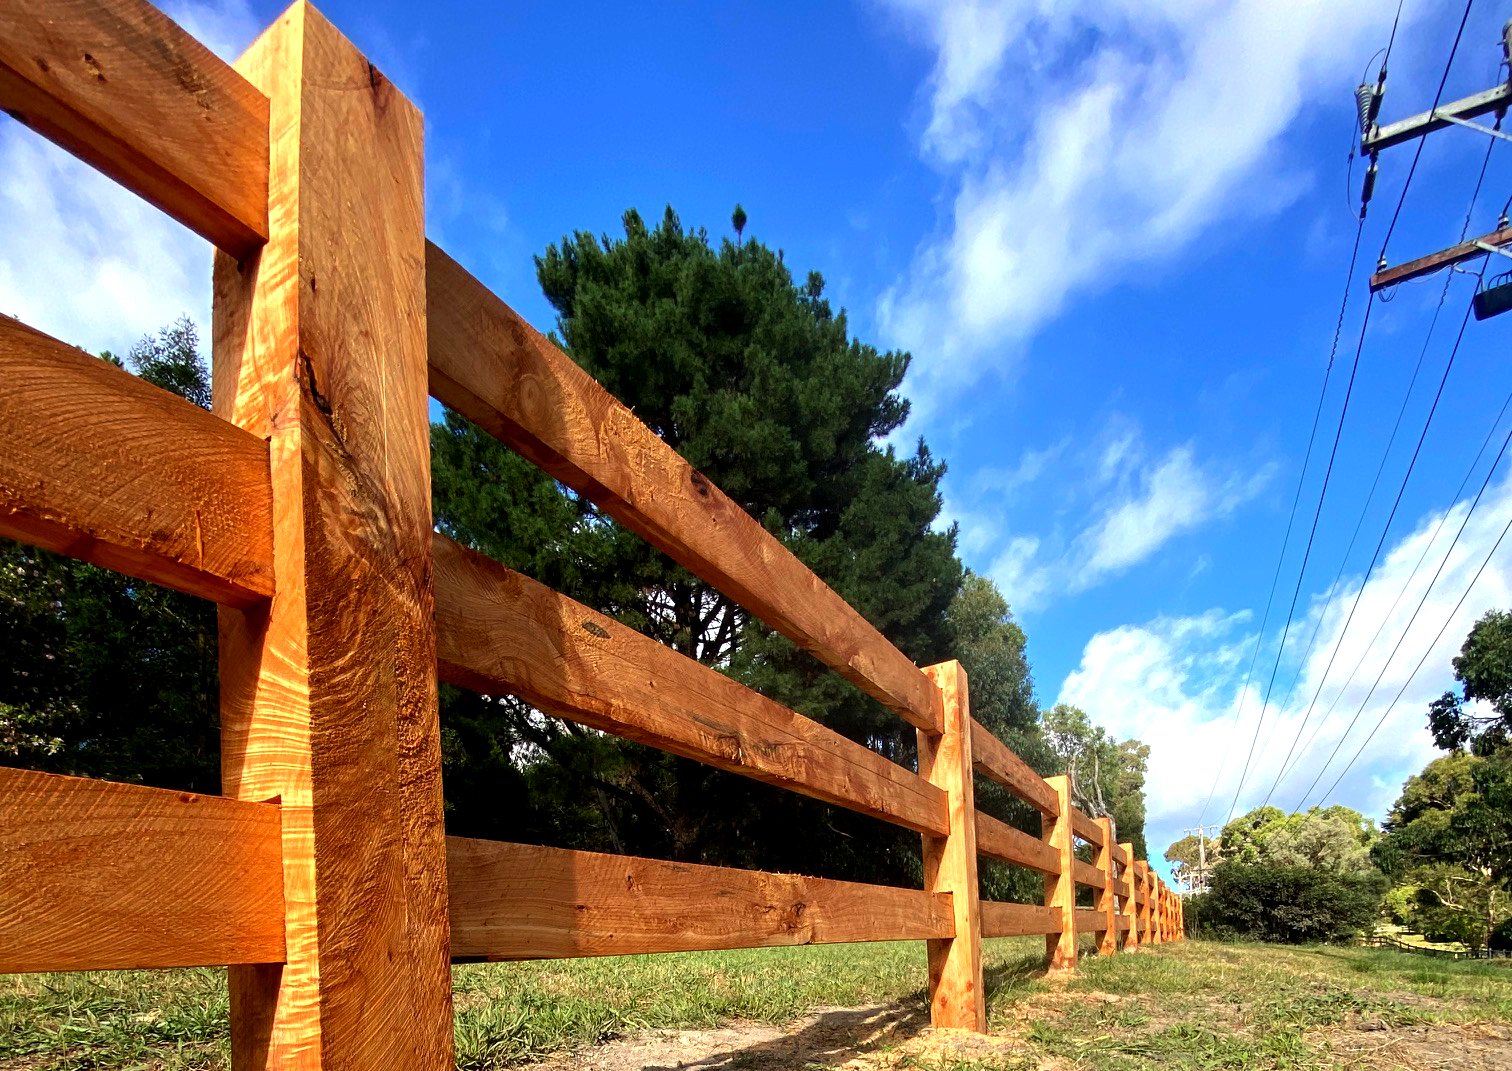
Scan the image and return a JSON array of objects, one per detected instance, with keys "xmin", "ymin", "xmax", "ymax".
[
  {"xmin": 1361, "ymin": 18, "xmax": 1512, "ymax": 310},
  {"xmin": 1181, "ymin": 823, "xmax": 1220, "ymax": 894}
]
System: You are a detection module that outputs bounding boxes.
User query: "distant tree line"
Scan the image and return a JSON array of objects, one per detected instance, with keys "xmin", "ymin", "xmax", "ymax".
[
  {"xmin": 1175, "ymin": 609, "xmax": 1512, "ymax": 950},
  {"xmin": 0, "ymin": 207, "xmax": 1150, "ymax": 889}
]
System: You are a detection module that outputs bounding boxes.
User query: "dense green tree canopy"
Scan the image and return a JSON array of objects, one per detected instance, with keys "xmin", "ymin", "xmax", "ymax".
[
  {"xmin": 1187, "ymin": 863, "xmax": 1385, "ymax": 944},
  {"xmin": 434, "ymin": 206, "xmax": 964, "ymax": 878},
  {"xmin": 1374, "ymin": 751, "xmax": 1512, "ymax": 950},
  {"xmin": 1187, "ymin": 804, "xmax": 1386, "ymax": 945},
  {"xmin": 1164, "ymin": 832, "xmax": 1217, "ymax": 889},
  {"xmin": 1427, "ymin": 609, "xmax": 1512, "ymax": 754},
  {"xmin": 1217, "ymin": 805, "xmax": 1377, "ymax": 876},
  {"xmin": 1041, "ymin": 702, "xmax": 1149, "ymax": 858},
  {"xmin": 1, "ymin": 212, "xmax": 1154, "ymax": 894}
]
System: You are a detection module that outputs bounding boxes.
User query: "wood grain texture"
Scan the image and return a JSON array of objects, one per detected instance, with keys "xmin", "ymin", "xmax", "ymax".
[
  {"xmin": 1069, "ymin": 807, "xmax": 1104, "ymax": 847},
  {"xmin": 1095, "ymin": 817, "xmax": 1117, "ymax": 955},
  {"xmin": 975, "ymin": 812, "xmax": 1059, "ymax": 875},
  {"xmin": 433, "ymin": 535, "xmax": 947, "ymax": 836},
  {"xmin": 1041, "ymin": 775, "xmax": 1076, "ymax": 971},
  {"xmin": 979, "ymin": 901, "xmax": 1060, "ymax": 939},
  {"xmin": 918, "ymin": 661, "xmax": 985, "ymax": 1031},
  {"xmin": 0, "ymin": 316, "xmax": 273, "ymax": 606},
  {"xmin": 1118, "ymin": 841, "xmax": 1137, "ymax": 949},
  {"xmin": 1072, "ymin": 859, "xmax": 1106, "ymax": 890},
  {"xmin": 970, "ymin": 720, "xmax": 1057, "ymax": 815},
  {"xmin": 1139, "ymin": 865, "xmax": 1158, "ymax": 944},
  {"xmin": 0, "ymin": 768, "xmax": 283, "ymax": 972},
  {"xmin": 447, "ymin": 839, "xmax": 952, "ymax": 960},
  {"xmin": 0, "ymin": 0, "xmax": 268, "ymax": 255},
  {"xmin": 1073, "ymin": 909, "xmax": 1105, "ymax": 933},
  {"xmin": 211, "ymin": 5, "xmax": 450, "ymax": 1067},
  {"xmin": 424, "ymin": 242, "xmax": 942, "ymax": 736}
]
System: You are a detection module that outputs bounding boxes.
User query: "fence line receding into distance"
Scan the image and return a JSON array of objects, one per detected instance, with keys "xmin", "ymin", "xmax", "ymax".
[{"xmin": 0, "ymin": 1, "xmax": 1183, "ymax": 1063}]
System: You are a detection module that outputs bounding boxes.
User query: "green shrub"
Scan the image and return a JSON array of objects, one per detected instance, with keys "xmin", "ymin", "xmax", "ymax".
[{"xmin": 1196, "ymin": 862, "xmax": 1386, "ymax": 944}]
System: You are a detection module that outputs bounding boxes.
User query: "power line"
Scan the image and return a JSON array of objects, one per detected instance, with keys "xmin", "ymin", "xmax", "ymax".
[
  {"xmin": 1217, "ymin": 0, "xmax": 1474, "ymax": 822},
  {"xmin": 1193, "ymin": 213, "xmax": 1366, "ymax": 829},
  {"xmin": 1257, "ymin": 129, "xmax": 1500, "ymax": 809},
  {"xmin": 1309, "ymin": 494, "xmax": 1512, "ymax": 809},
  {"xmin": 1377, "ymin": 0, "xmax": 1476, "ymax": 262},
  {"xmin": 1225, "ymin": 270, "xmax": 1375, "ymax": 825},
  {"xmin": 1291, "ymin": 273, "xmax": 1502, "ymax": 811},
  {"xmin": 1273, "ymin": 381, "xmax": 1512, "ymax": 791}
]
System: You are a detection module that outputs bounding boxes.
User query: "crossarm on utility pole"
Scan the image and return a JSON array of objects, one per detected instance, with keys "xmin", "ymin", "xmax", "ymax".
[
  {"xmin": 1363, "ymin": 83, "xmax": 1512, "ymax": 155},
  {"xmin": 1370, "ymin": 225, "xmax": 1512, "ymax": 292}
]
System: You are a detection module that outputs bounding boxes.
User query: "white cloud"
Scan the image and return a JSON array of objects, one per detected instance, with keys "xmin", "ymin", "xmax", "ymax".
[
  {"xmin": 0, "ymin": 0, "xmax": 259, "ymax": 355},
  {"xmin": 948, "ymin": 426, "xmax": 1270, "ymax": 612},
  {"xmin": 876, "ymin": 0, "xmax": 1408, "ymax": 410},
  {"xmin": 1057, "ymin": 472, "xmax": 1512, "ymax": 856}
]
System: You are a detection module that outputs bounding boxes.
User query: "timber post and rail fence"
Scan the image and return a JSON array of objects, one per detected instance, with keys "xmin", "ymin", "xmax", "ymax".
[{"xmin": 0, "ymin": 0, "xmax": 1183, "ymax": 1062}]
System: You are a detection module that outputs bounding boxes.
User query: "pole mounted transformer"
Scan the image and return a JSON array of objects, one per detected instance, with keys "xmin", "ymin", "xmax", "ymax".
[{"xmin": 1361, "ymin": 18, "xmax": 1512, "ymax": 316}]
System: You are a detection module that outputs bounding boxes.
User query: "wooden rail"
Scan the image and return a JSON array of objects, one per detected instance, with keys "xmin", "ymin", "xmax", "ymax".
[
  {"xmin": 432, "ymin": 534, "xmax": 948, "ymax": 836},
  {"xmin": 448, "ymin": 839, "xmax": 954, "ymax": 959},
  {"xmin": 0, "ymin": 0, "xmax": 1185, "ymax": 1064},
  {"xmin": 426, "ymin": 243, "xmax": 943, "ymax": 736},
  {"xmin": 0, "ymin": 316, "xmax": 274, "ymax": 606},
  {"xmin": 0, "ymin": 768, "xmax": 285, "ymax": 972}
]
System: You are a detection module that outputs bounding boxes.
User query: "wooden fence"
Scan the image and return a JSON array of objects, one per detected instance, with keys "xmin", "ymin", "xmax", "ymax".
[{"xmin": 0, "ymin": 0, "xmax": 1182, "ymax": 1063}]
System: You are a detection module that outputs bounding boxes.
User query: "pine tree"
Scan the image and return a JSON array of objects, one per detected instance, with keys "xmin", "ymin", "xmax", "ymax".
[{"xmin": 433, "ymin": 206, "xmax": 963, "ymax": 879}]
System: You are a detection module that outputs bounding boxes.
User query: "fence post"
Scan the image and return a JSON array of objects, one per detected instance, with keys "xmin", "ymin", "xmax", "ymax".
[
  {"xmin": 1135, "ymin": 861, "xmax": 1152, "ymax": 945},
  {"xmin": 1042, "ymin": 775, "xmax": 1076, "ymax": 971},
  {"xmin": 213, "ymin": 4, "xmax": 451, "ymax": 1066},
  {"xmin": 918, "ymin": 661, "xmax": 984, "ymax": 1031},
  {"xmin": 1153, "ymin": 878, "xmax": 1165, "ymax": 943},
  {"xmin": 1095, "ymin": 817, "xmax": 1116, "ymax": 957},
  {"xmin": 1118, "ymin": 841, "xmax": 1137, "ymax": 949}
]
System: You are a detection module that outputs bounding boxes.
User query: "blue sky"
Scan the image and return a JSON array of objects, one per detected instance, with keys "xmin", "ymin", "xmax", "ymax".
[{"xmin": 4, "ymin": 0, "xmax": 1512, "ymax": 884}]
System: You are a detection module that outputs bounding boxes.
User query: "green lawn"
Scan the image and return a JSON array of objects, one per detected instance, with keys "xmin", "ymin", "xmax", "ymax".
[{"xmin": 2, "ymin": 939, "xmax": 1508, "ymax": 1070}]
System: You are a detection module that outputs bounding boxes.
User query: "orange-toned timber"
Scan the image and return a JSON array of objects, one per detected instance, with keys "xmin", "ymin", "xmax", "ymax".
[
  {"xmin": 0, "ymin": 316, "xmax": 274, "ymax": 607},
  {"xmin": 1070, "ymin": 808, "xmax": 1104, "ymax": 847},
  {"xmin": 431, "ymin": 534, "xmax": 947, "ymax": 837},
  {"xmin": 1096, "ymin": 817, "xmax": 1117, "ymax": 955},
  {"xmin": 918, "ymin": 661, "xmax": 985, "ymax": 1030},
  {"xmin": 1042, "ymin": 775, "xmax": 1076, "ymax": 971},
  {"xmin": 979, "ymin": 901, "xmax": 1061, "ymax": 939},
  {"xmin": 447, "ymin": 840, "xmax": 954, "ymax": 960},
  {"xmin": 976, "ymin": 812, "xmax": 1060, "ymax": 874},
  {"xmin": 1120, "ymin": 841, "xmax": 1140, "ymax": 948},
  {"xmin": 424, "ymin": 242, "xmax": 943, "ymax": 737},
  {"xmin": 212, "ymin": 5, "xmax": 451, "ymax": 1067},
  {"xmin": 1073, "ymin": 859, "xmax": 1106, "ymax": 890},
  {"xmin": 0, "ymin": 0, "xmax": 1207, "ymax": 1061},
  {"xmin": 970, "ymin": 719, "xmax": 1059, "ymax": 815},
  {"xmin": 0, "ymin": 768, "xmax": 285, "ymax": 973},
  {"xmin": 0, "ymin": 0, "xmax": 269, "ymax": 256},
  {"xmin": 1134, "ymin": 861, "xmax": 1151, "ymax": 946}
]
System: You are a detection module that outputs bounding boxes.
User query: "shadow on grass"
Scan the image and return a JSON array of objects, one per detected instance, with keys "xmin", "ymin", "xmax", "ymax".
[{"xmin": 625, "ymin": 956, "xmax": 1049, "ymax": 1070}]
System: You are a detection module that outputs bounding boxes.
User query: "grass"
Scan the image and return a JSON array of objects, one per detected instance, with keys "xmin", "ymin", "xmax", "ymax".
[{"xmin": 2, "ymin": 939, "xmax": 1508, "ymax": 1069}]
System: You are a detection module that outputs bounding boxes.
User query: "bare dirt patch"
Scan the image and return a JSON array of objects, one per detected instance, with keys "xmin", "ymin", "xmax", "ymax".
[
  {"xmin": 1321, "ymin": 1020, "xmax": 1512, "ymax": 1071},
  {"xmin": 522, "ymin": 998, "xmax": 1040, "ymax": 1071}
]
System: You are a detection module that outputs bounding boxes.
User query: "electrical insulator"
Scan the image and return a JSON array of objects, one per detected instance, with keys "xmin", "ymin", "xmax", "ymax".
[
  {"xmin": 1360, "ymin": 157, "xmax": 1378, "ymax": 212},
  {"xmin": 1355, "ymin": 84, "xmax": 1376, "ymax": 139}
]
